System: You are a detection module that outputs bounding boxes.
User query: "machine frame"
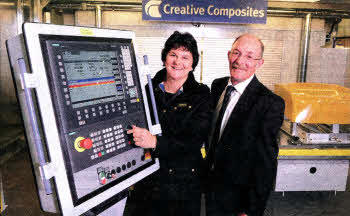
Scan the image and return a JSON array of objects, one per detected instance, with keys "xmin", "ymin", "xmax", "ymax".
[
  {"xmin": 7, "ymin": 22, "xmax": 160, "ymax": 215},
  {"xmin": 276, "ymin": 121, "xmax": 350, "ymax": 192}
]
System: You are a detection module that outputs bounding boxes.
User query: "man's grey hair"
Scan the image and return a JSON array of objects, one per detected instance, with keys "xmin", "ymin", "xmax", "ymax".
[{"xmin": 233, "ymin": 34, "xmax": 264, "ymax": 58}]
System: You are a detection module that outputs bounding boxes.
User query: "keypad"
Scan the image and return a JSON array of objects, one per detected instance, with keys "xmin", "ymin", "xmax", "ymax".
[{"xmin": 89, "ymin": 124, "xmax": 126, "ymax": 160}]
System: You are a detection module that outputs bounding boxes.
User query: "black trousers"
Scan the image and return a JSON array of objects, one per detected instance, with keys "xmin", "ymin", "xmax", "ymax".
[
  {"xmin": 206, "ymin": 184, "xmax": 270, "ymax": 216},
  {"xmin": 129, "ymin": 168, "xmax": 202, "ymax": 216},
  {"xmin": 130, "ymin": 195, "xmax": 201, "ymax": 216}
]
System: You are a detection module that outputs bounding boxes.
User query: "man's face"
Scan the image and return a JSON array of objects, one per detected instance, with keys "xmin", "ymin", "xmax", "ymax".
[{"xmin": 228, "ymin": 35, "xmax": 264, "ymax": 85}]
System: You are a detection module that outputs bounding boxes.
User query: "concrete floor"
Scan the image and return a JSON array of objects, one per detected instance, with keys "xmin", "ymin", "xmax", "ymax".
[
  {"xmin": 1, "ymin": 149, "xmax": 57, "ymax": 216},
  {"xmin": 2, "ymin": 149, "xmax": 350, "ymax": 216}
]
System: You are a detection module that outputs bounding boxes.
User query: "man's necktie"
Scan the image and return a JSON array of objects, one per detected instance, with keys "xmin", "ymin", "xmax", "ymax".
[{"xmin": 211, "ymin": 86, "xmax": 235, "ymax": 151}]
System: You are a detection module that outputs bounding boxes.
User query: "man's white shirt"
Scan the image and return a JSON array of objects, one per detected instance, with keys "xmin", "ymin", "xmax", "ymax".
[{"xmin": 219, "ymin": 75, "xmax": 255, "ymax": 139}]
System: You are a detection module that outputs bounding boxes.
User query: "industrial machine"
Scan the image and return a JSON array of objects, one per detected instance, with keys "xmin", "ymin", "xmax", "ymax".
[
  {"xmin": 6, "ymin": 23, "xmax": 160, "ymax": 215},
  {"xmin": 274, "ymin": 83, "xmax": 350, "ymax": 192}
]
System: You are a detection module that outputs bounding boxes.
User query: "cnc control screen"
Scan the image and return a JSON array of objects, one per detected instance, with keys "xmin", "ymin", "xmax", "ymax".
[
  {"xmin": 64, "ymin": 51, "xmax": 120, "ymax": 107},
  {"xmin": 39, "ymin": 35, "xmax": 155, "ymax": 205}
]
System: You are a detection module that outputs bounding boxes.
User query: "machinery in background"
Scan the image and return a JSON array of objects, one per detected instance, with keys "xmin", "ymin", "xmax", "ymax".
[
  {"xmin": 274, "ymin": 83, "xmax": 350, "ymax": 192},
  {"xmin": 277, "ymin": 83, "xmax": 350, "ymax": 145},
  {"xmin": 6, "ymin": 23, "xmax": 160, "ymax": 216}
]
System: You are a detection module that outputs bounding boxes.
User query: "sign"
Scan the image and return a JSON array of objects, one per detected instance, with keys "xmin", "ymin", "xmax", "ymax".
[{"xmin": 142, "ymin": 0, "xmax": 267, "ymax": 24}]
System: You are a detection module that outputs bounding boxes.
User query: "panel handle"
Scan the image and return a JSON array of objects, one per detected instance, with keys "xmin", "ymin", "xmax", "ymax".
[
  {"xmin": 143, "ymin": 55, "xmax": 162, "ymax": 136},
  {"xmin": 17, "ymin": 58, "xmax": 53, "ymax": 195}
]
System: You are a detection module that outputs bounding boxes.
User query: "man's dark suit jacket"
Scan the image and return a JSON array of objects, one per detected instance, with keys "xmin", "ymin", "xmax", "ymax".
[{"xmin": 209, "ymin": 76, "xmax": 285, "ymax": 196}]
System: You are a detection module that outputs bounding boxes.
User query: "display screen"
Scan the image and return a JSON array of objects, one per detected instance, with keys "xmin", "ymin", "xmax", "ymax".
[
  {"xmin": 41, "ymin": 37, "xmax": 144, "ymax": 130},
  {"xmin": 62, "ymin": 50, "xmax": 122, "ymax": 108}
]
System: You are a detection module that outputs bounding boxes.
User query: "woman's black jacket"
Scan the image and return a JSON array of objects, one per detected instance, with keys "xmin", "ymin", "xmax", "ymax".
[{"xmin": 136, "ymin": 68, "xmax": 212, "ymax": 200}]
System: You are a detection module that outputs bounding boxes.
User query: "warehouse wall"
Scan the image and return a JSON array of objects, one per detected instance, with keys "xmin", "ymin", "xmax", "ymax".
[
  {"xmin": 0, "ymin": 8, "xmax": 349, "ymax": 107},
  {"xmin": 0, "ymin": 7, "xmax": 22, "ymax": 126},
  {"xmin": 0, "ymin": 8, "xmax": 17, "ymax": 105},
  {"xmin": 346, "ymin": 53, "xmax": 350, "ymax": 88},
  {"xmin": 73, "ymin": 10, "xmax": 349, "ymax": 89},
  {"xmin": 339, "ymin": 19, "xmax": 350, "ymax": 88},
  {"xmin": 338, "ymin": 19, "xmax": 350, "ymax": 37}
]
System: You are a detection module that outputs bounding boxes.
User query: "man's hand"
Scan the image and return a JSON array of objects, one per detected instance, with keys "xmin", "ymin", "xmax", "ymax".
[{"xmin": 127, "ymin": 125, "xmax": 157, "ymax": 149}]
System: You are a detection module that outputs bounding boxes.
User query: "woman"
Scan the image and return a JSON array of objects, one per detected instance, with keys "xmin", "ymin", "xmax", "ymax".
[{"xmin": 128, "ymin": 31, "xmax": 212, "ymax": 216}]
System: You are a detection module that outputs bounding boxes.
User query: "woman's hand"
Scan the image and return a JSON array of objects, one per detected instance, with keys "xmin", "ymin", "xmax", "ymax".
[{"xmin": 127, "ymin": 125, "xmax": 157, "ymax": 149}]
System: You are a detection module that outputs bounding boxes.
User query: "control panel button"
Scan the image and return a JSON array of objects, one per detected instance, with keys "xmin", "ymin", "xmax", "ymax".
[
  {"xmin": 144, "ymin": 151, "xmax": 151, "ymax": 160},
  {"xmin": 79, "ymin": 138, "xmax": 93, "ymax": 150},
  {"xmin": 111, "ymin": 169, "xmax": 116, "ymax": 178},
  {"xmin": 116, "ymin": 167, "xmax": 121, "ymax": 173},
  {"xmin": 97, "ymin": 168, "xmax": 106, "ymax": 185},
  {"xmin": 99, "ymin": 176, "xmax": 106, "ymax": 185},
  {"xmin": 74, "ymin": 137, "xmax": 93, "ymax": 152},
  {"xmin": 107, "ymin": 172, "xmax": 112, "ymax": 179}
]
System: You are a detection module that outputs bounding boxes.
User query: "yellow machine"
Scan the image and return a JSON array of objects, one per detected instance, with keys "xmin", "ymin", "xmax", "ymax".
[
  {"xmin": 274, "ymin": 83, "xmax": 350, "ymax": 192},
  {"xmin": 275, "ymin": 83, "xmax": 350, "ymax": 145},
  {"xmin": 275, "ymin": 83, "xmax": 350, "ymax": 124}
]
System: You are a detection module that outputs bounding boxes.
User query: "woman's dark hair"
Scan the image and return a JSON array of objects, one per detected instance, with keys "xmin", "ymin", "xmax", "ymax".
[{"xmin": 161, "ymin": 31, "xmax": 199, "ymax": 70}]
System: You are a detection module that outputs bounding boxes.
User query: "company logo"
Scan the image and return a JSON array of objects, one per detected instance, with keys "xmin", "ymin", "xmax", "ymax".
[
  {"xmin": 145, "ymin": 0, "xmax": 162, "ymax": 18},
  {"xmin": 143, "ymin": 0, "xmax": 266, "ymax": 24}
]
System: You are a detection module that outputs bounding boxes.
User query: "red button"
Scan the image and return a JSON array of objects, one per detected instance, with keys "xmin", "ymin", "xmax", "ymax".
[
  {"xmin": 100, "ymin": 177, "xmax": 106, "ymax": 185},
  {"xmin": 79, "ymin": 138, "xmax": 93, "ymax": 149},
  {"xmin": 145, "ymin": 152, "xmax": 151, "ymax": 160},
  {"xmin": 98, "ymin": 152, "xmax": 102, "ymax": 157}
]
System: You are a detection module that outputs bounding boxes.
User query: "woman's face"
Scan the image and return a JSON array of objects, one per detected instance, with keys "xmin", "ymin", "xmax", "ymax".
[{"xmin": 165, "ymin": 47, "xmax": 193, "ymax": 82}]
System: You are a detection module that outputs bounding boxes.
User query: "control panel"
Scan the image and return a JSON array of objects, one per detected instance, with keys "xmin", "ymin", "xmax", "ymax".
[
  {"xmin": 7, "ymin": 23, "xmax": 159, "ymax": 215},
  {"xmin": 39, "ymin": 35, "xmax": 155, "ymax": 204}
]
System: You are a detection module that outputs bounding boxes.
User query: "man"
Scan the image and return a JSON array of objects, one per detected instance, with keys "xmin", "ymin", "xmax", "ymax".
[{"xmin": 206, "ymin": 34, "xmax": 285, "ymax": 216}]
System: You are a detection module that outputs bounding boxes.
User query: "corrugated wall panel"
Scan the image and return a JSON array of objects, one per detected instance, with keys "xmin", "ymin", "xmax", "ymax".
[
  {"xmin": 1, "ymin": 10, "xmax": 349, "ymax": 106},
  {"xmin": 257, "ymin": 40, "xmax": 283, "ymax": 90},
  {"xmin": 135, "ymin": 36, "xmax": 283, "ymax": 90},
  {"xmin": 72, "ymin": 11, "xmax": 350, "ymax": 92},
  {"xmin": 338, "ymin": 18, "xmax": 350, "ymax": 37},
  {"xmin": 346, "ymin": 52, "xmax": 350, "ymax": 88},
  {"xmin": 134, "ymin": 36, "xmax": 167, "ymax": 85},
  {"xmin": 75, "ymin": 10, "xmax": 95, "ymax": 27},
  {"xmin": 198, "ymin": 37, "xmax": 233, "ymax": 87},
  {"xmin": 0, "ymin": 8, "xmax": 17, "ymax": 105}
]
